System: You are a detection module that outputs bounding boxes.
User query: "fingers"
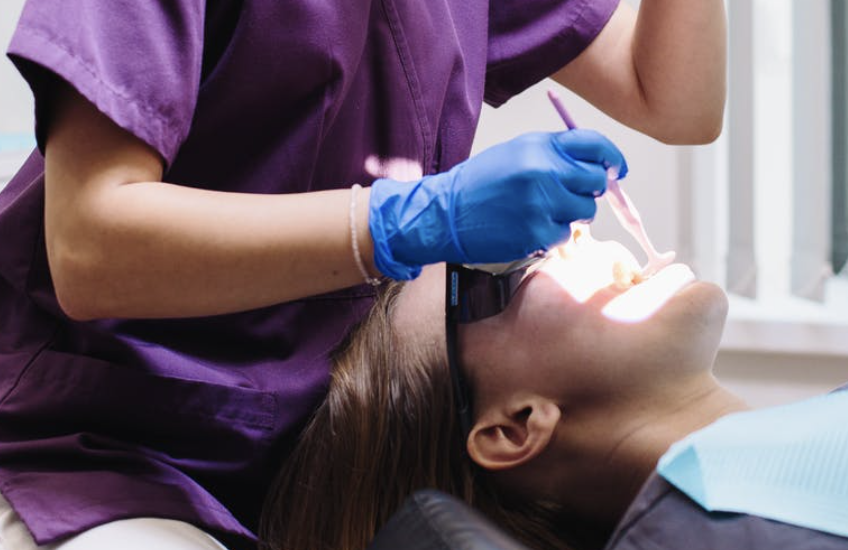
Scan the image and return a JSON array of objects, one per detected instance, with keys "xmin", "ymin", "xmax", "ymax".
[
  {"xmin": 552, "ymin": 128, "xmax": 629, "ymax": 179},
  {"xmin": 542, "ymin": 128, "xmax": 627, "ymax": 222},
  {"xmin": 543, "ymin": 183, "xmax": 598, "ymax": 223},
  {"xmin": 559, "ymin": 159, "xmax": 609, "ymax": 198},
  {"xmin": 557, "ymin": 194, "xmax": 597, "ymax": 224}
]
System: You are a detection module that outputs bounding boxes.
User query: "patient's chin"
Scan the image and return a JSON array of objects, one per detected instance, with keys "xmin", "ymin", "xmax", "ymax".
[
  {"xmin": 670, "ymin": 281, "xmax": 729, "ymax": 327},
  {"xmin": 649, "ymin": 281, "xmax": 728, "ymax": 368}
]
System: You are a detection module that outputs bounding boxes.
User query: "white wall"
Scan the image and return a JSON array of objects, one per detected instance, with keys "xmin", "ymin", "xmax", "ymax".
[
  {"xmin": 0, "ymin": 0, "xmax": 33, "ymax": 187},
  {"xmin": 0, "ymin": 0, "xmax": 30, "ymax": 134},
  {"xmin": 715, "ymin": 350, "xmax": 847, "ymax": 408}
]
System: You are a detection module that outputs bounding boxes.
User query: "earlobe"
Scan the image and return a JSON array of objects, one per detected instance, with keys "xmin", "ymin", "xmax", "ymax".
[{"xmin": 467, "ymin": 398, "xmax": 561, "ymax": 471}]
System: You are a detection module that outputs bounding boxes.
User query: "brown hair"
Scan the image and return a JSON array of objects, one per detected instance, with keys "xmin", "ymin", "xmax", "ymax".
[{"xmin": 259, "ymin": 281, "xmax": 572, "ymax": 550}]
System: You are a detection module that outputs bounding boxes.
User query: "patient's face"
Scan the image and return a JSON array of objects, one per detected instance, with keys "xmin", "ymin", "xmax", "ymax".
[{"xmin": 393, "ymin": 226, "xmax": 729, "ymax": 410}]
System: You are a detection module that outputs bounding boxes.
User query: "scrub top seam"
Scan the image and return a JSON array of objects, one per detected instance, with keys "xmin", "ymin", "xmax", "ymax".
[
  {"xmin": 23, "ymin": 206, "xmax": 46, "ymax": 298},
  {"xmin": 0, "ymin": 482, "xmax": 256, "ymax": 544},
  {"xmin": 0, "ymin": 324, "xmax": 58, "ymax": 408},
  {"xmin": 0, "ymin": 216, "xmax": 62, "ymax": 407},
  {"xmin": 378, "ymin": 0, "xmax": 433, "ymax": 173},
  {"xmin": 484, "ymin": 0, "xmax": 617, "ymax": 107},
  {"xmin": 487, "ymin": 0, "xmax": 604, "ymax": 74},
  {"xmin": 10, "ymin": 23, "xmax": 186, "ymax": 163},
  {"xmin": 197, "ymin": 4, "xmax": 246, "ymax": 91},
  {"xmin": 7, "ymin": 355, "xmax": 279, "ymax": 430},
  {"xmin": 14, "ymin": 24, "xmax": 175, "ymax": 131}
]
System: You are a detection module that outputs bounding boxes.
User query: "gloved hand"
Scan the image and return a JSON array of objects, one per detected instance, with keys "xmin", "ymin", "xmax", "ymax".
[{"xmin": 369, "ymin": 129, "xmax": 628, "ymax": 280}]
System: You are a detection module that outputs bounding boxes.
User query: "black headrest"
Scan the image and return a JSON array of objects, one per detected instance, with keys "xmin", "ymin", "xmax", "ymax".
[{"xmin": 367, "ymin": 490, "xmax": 531, "ymax": 550}]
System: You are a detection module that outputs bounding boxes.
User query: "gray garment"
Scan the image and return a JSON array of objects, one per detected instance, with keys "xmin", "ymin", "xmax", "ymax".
[{"xmin": 605, "ymin": 472, "xmax": 848, "ymax": 550}]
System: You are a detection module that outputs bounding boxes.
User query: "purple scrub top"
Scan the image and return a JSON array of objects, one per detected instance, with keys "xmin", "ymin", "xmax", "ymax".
[{"xmin": 0, "ymin": 0, "xmax": 618, "ymax": 547}]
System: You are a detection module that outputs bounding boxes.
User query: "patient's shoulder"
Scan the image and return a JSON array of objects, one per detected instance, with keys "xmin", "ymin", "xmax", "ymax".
[{"xmin": 605, "ymin": 473, "xmax": 848, "ymax": 550}]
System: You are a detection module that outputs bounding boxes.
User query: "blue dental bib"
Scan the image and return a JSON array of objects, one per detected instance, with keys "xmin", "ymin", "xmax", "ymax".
[{"xmin": 658, "ymin": 390, "xmax": 848, "ymax": 538}]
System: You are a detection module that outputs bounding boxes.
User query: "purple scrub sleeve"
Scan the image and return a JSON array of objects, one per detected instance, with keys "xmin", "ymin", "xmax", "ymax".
[
  {"xmin": 0, "ymin": 0, "xmax": 620, "ymax": 548},
  {"xmin": 8, "ymin": 0, "xmax": 204, "ymax": 165},
  {"xmin": 486, "ymin": 0, "xmax": 618, "ymax": 106}
]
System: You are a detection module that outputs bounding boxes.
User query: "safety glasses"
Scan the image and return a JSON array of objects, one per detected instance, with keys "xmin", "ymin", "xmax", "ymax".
[{"xmin": 444, "ymin": 258, "xmax": 542, "ymax": 440}]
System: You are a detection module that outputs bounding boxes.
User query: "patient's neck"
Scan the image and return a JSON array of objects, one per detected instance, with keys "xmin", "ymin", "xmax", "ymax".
[
  {"xmin": 555, "ymin": 373, "xmax": 749, "ymax": 548},
  {"xmin": 616, "ymin": 374, "xmax": 749, "ymax": 487},
  {"xmin": 626, "ymin": 372, "xmax": 750, "ymax": 459}
]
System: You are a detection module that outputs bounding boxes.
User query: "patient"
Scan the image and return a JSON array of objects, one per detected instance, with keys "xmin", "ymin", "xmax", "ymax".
[{"xmin": 259, "ymin": 227, "xmax": 848, "ymax": 550}]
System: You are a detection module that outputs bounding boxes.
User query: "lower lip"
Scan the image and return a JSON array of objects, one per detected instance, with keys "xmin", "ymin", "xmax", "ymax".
[{"xmin": 601, "ymin": 263, "xmax": 696, "ymax": 323}]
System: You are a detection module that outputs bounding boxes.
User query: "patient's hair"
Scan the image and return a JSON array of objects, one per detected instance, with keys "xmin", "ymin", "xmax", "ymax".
[{"xmin": 259, "ymin": 282, "xmax": 573, "ymax": 550}]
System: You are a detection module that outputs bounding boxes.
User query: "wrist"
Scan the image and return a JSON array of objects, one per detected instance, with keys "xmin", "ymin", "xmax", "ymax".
[
  {"xmin": 368, "ymin": 179, "xmax": 424, "ymax": 280},
  {"xmin": 350, "ymin": 184, "xmax": 382, "ymax": 286}
]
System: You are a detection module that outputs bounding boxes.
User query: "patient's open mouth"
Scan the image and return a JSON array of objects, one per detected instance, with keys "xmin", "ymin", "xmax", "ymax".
[
  {"xmin": 543, "ymin": 224, "xmax": 643, "ymax": 301},
  {"xmin": 602, "ymin": 264, "xmax": 695, "ymax": 322},
  {"xmin": 543, "ymin": 224, "xmax": 694, "ymax": 322}
]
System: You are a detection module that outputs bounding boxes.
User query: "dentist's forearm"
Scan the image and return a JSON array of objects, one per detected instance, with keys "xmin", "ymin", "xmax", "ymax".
[
  {"xmin": 631, "ymin": 0, "xmax": 727, "ymax": 142},
  {"xmin": 552, "ymin": 2, "xmax": 727, "ymax": 144},
  {"xmin": 46, "ymin": 182, "xmax": 377, "ymax": 320},
  {"xmin": 45, "ymin": 84, "xmax": 380, "ymax": 321}
]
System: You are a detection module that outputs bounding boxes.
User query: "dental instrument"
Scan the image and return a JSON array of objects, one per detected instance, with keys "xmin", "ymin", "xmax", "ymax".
[{"xmin": 546, "ymin": 89, "xmax": 675, "ymax": 278}]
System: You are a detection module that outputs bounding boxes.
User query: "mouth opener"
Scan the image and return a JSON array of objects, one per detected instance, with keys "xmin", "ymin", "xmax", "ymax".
[{"xmin": 546, "ymin": 89, "xmax": 675, "ymax": 278}]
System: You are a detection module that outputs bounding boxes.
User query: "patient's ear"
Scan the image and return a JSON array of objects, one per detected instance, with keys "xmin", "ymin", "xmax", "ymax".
[{"xmin": 467, "ymin": 397, "xmax": 561, "ymax": 471}]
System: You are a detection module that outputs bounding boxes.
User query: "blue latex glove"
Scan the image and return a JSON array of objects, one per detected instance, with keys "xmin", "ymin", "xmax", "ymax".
[{"xmin": 369, "ymin": 129, "xmax": 628, "ymax": 280}]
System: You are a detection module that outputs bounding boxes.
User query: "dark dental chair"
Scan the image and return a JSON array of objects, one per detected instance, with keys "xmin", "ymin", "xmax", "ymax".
[{"xmin": 366, "ymin": 490, "xmax": 531, "ymax": 550}]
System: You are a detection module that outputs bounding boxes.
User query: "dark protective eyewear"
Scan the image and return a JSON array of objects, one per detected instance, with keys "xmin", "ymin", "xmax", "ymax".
[{"xmin": 444, "ymin": 258, "xmax": 543, "ymax": 440}]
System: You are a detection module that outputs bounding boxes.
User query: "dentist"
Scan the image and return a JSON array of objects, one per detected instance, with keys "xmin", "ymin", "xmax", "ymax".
[{"xmin": 0, "ymin": 0, "xmax": 725, "ymax": 549}]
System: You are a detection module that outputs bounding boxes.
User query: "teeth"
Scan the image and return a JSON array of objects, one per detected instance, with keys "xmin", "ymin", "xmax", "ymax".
[
  {"xmin": 572, "ymin": 227, "xmax": 584, "ymax": 242},
  {"xmin": 602, "ymin": 263, "xmax": 695, "ymax": 323},
  {"xmin": 612, "ymin": 261, "xmax": 643, "ymax": 289}
]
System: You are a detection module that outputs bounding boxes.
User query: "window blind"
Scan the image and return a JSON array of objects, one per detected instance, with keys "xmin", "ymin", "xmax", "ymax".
[
  {"xmin": 791, "ymin": 0, "xmax": 833, "ymax": 301},
  {"xmin": 726, "ymin": 0, "xmax": 758, "ymax": 298},
  {"xmin": 833, "ymin": 0, "xmax": 848, "ymax": 275}
]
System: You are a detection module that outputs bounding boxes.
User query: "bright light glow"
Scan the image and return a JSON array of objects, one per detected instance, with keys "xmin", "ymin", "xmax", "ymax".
[
  {"xmin": 602, "ymin": 264, "xmax": 695, "ymax": 323},
  {"xmin": 542, "ymin": 224, "xmax": 694, "ymax": 322},
  {"xmin": 542, "ymin": 224, "xmax": 642, "ymax": 303}
]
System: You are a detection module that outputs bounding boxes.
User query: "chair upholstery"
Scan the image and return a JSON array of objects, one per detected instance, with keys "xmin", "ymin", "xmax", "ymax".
[{"xmin": 367, "ymin": 490, "xmax": 531, "ymax": 550}]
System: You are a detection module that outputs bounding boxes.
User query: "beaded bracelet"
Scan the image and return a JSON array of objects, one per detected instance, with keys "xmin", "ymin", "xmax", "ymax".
[{"xmin": 349, "ymin": 184, "xmax": 382, "ymax": 286}]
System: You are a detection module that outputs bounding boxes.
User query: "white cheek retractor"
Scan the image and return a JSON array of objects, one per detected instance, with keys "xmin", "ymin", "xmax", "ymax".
[
  {"xmin": 547, "ymin": 89, "xmax": 676, "ymax": 278},
  {"xmin": 604, "ymin": 175, "xmax": 675, "ymax": 277}
]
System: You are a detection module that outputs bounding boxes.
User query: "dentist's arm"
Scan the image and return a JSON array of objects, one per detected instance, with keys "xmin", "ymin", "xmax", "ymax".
[
  {"xmin": 45, "ymin": 85, "xmax": 626, "ymax": 320},
  {"xmin": 552, "ymin": 1, "xmax": 727, "ymax": 145},
  {"xmin": 45, "ymin": 85, "xmax": 377, "ymax": 320}
]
